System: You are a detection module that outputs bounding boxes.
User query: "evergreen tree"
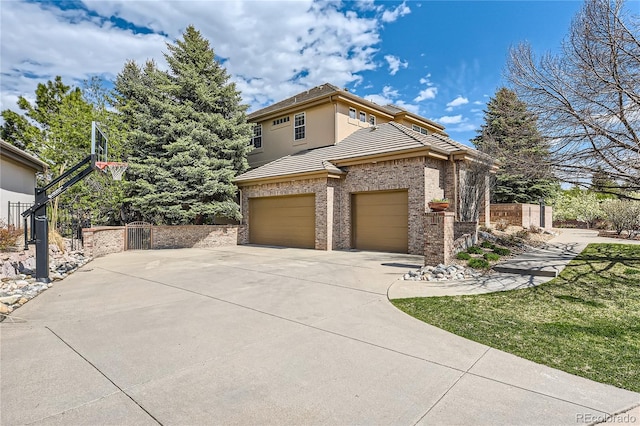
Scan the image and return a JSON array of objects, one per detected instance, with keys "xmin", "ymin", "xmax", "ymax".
[
  {"xmin": 115, "ymin": 26, "xmax": 252, "ymax": 224},
  {"xmin": 472, "ymin": 87, "xmax": 556, "ymax": 203},
  {"xmin": 0, "ymin": 76, "xmax": 126, "ymax": 228}
]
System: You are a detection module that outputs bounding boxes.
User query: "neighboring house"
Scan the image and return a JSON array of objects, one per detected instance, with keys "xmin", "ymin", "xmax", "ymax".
[
  {"xmin": 0, "ymin": 140, "xmax": 47, "ymax": 227},
  {"xmin": 236, "ymin": 83, "xmax": 495, "ymax": 255}
]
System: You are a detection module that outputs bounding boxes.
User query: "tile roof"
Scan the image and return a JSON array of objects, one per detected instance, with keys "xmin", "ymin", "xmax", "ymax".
[
  {"xmin": 248, "ymin": 83, "xmax": 342, "ymax": 119},
  {"xmin": 236, "ymin": 122, "xmax": 487, "ymax": 182}
]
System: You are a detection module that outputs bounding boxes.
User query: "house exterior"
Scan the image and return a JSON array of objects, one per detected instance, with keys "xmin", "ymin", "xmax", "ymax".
[
  {"xmin": 236, "ymin": 84, "xmax": 495, "ymax": 256},
  {"xmin": 0, "ymin": 140, "xmax": 47, "ymax": 227}
]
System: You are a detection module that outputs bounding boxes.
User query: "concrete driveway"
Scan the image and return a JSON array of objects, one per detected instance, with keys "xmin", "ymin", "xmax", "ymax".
[{"xmin": 1, "ymin": 245, "xmax": 638, "ymax": 425}]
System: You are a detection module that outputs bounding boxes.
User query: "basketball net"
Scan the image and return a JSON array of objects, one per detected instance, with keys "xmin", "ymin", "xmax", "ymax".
[{"xmin": 95, "ymin": 162, "xmax": 128, "ymax": 181}]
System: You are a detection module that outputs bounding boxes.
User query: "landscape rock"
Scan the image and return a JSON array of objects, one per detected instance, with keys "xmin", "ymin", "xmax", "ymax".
[
  {"xmin": 0, "ymin": 242, "xmax": 91, "ymax": 317},
  {"xmin": 0, "ymin": 303, "xmax": 12, "ymax": 315},
  {"xmin": 402, "ymin": 262, "xmax": 480, "ymax": 282}
]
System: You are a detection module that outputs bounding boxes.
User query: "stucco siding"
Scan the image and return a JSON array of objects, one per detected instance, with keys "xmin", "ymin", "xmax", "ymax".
[{"xmin": 1, "ymin": 157, "xmax": 37, "ymax": 224}]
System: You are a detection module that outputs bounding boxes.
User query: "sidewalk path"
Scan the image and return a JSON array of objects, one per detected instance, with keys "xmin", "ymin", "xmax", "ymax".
[{"xmin": 388, "ymin": 228, "xmax": 640, "ymax": 299}]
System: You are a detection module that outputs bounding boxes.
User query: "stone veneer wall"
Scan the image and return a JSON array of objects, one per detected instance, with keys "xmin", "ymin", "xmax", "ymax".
[
  {"xmin": 83, "ymin": 225, "xmax": 244, "ymax": 258},
  {"xmin": 152, "ymin": 225, "xmax": 241, "ymax": 249},
  {"xmin": 82, "ymin": 227, "xmax": 125, "ymax": 258}
]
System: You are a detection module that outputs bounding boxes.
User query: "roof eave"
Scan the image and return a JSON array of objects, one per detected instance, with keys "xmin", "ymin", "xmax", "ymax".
[
  {"xmin": 235, "ymin": 169, "xmax": 345, "ymax": 186},
  {"xmin": 0, "ymin": 140, "xmax": 47, "ymax": 172}
]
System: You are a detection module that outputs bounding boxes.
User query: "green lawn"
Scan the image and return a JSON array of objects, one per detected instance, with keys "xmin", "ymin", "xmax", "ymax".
[{"xmin": 392, "ymin": 243, "xmax": 640, "ymax": 392}]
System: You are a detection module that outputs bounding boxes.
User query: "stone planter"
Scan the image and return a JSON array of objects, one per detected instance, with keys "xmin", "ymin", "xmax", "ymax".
[{"xmin": 428, "ymin": 202, "xmax": 449, "ymax": 212}]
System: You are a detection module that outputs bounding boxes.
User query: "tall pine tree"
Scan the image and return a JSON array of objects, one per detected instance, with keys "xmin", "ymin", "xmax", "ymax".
[
  {"xmin": 472, "ymin": 87, "xmax": 556, "ymax": 203},
  {"xmin": 115, "ymin": 26, "xmax": 252, "ymax": 224}
]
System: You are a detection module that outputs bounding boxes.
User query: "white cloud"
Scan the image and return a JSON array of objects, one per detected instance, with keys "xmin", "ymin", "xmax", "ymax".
[
  {"xmin": 414, "ymin": 74, "xmax": 437, "ymax": 102},
  {"xmin": 438, "ymin": 115, "xmax": 464, "ymax": 124},
  {"xmin": 384, "ymin": 55, "xmax": 408, "ymax": 76},
  {"xmin": 446, "ymin": 96, "xmax": 469, "ymax": 108},
  {"xmin": 381, "ymin": 2, "xmax": 411, "ymax": 22},
  {"xmin": 473, "ymin": 100, "xmax": 484, "ymax": 105},
  {"xmin": 0, "ymin": 1, "xmax": 413, "ymax": 116}
]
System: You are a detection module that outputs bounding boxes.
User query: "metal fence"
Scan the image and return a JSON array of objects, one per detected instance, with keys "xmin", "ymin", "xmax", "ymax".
[
  {"xmin": 126, "ymin": 222, "xmax": 152, "ymax": 250},
  {"xmin": 7, "ymin": 202, "xmax": 33, "ymax": 229}
]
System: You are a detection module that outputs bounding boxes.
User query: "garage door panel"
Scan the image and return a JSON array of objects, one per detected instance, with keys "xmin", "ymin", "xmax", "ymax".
[
  {"xmin": 249, "ymin": 195, "xmax": 315, "ymax": 249},
  {"xmin": 352, "ymin": 190, "xmax": 408, "ymax": 253}
]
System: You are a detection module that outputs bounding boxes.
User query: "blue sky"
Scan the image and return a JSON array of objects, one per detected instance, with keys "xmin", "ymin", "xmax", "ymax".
[{"xmin": 0, "ymin": 0, "xmax": 587, "ymax": 145}]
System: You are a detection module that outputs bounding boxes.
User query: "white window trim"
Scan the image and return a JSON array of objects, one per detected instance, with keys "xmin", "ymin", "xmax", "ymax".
[
  {"xmin": 252, "ymin": 124, "xmax": 263, "ymax": 149},
  {"xmin": 359, "ymin": 111, "xmax": 366, "ymax": 122},
  {"xmin": 294, "ymin": 112, "xmax": 306, "ymax": 142},
  {"xmin": 349, "ymin": 108, "xmax": 356, "ymax": 119}
]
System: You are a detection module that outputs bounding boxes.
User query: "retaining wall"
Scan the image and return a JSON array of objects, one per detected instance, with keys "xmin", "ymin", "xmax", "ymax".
[
  {"xmin": 83, "ymin": 225, "xmax": 244, "ymax": 258},
  {"xmin": 480, "ymin": 203, "xmax": 553, "ymax": 229}
]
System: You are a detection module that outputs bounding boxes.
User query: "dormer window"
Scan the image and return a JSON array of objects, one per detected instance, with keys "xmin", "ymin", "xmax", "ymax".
[
  {"xmin": 252, "ymin": 124, "xmax": 262, "ymax": 148},
  {"xmin": 412, "ymin": 124, "xmax": 429, "ymax": 135},
  {"xmin": 349, "ymin": 108, "xmax": 356, "ymax": 119},
  {"xmin": 294, "ymin": 112, "xmax": 305, "ymax": 140},
  {"xmin": 273, "ymin": 116, "xmax": 290, "ymax": 126},
  {"xmin": 359, "ymin": 111, "xmax": 366, "ymax": 122}
]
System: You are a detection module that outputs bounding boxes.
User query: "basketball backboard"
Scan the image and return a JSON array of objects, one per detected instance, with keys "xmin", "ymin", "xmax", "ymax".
[
  {"xmin": 91, "ymin": 120, "xmax": 128, "ymax": 180},
  {"xmin": 91, "ymin": 121, "xmax": 108, "ymax": 165}
]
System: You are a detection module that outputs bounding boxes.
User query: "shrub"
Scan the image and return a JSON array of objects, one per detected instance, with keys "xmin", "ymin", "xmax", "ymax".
[
  {"xmin": 456, "ymin": 252, "xmax": 471, "ymax": 260},
  {"xmin": 493, "ymin": 247, "xmax": 511, "ymax": 256},
  {"xmin": 479, "ymin": 225, "xmax": 493, "ymax": 233},
  {"xmin": 484, "ymin": 252, "xmax": 501, "ymax": 261},
  {"xmin": 529, "ymin": 225, "xmax": 543, "ymax": 234},
  {"xmin": 0, "ymin": 220, "xmax": 21, "ymax": 251},
  {"xmin": 468, "ymin": 258, "xmax": 491, "ymax": 269},
  {"xmin": 495, "ymin": 219, "xmax": 509, "ymax": 231},
  {"xmin": 467, "ymin": 246, "xmax": 484, "ymax": 254},
  {"xmin": 481, "ymin": 241, "xmax": 495, "ymax": 249},
  {"xmin": 602, "ymin": 200, "xmax": 640, "ymax": 236},
  {"xmin": 515, "ymin": 229, "xmax": 530, "ymax": 240}
]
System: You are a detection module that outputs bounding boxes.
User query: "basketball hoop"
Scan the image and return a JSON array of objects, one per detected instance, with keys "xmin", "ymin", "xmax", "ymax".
[{"xmin": 95, "ymin": 161, "xmax": 128, "ymax": 181}]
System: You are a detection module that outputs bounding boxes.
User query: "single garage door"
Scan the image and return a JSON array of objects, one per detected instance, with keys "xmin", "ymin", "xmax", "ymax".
[
  {"xmin": 249, "ymin": 194, "xmax": 315, "ymax": 249},
  {"xmin": 352, "ymin": 190, "xmax": 408, "ymax": 253}
]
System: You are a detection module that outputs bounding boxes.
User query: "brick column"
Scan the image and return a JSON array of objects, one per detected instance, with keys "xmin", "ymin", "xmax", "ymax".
[{"xmin": 424, "ymin": 212, "xmax": 455, "ymax": 265}]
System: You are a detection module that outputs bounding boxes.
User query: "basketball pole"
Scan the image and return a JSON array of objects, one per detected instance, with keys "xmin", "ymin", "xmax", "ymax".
[{"xmin": 21, "ymin": 154, "xmax": 96, "ymax": 283}]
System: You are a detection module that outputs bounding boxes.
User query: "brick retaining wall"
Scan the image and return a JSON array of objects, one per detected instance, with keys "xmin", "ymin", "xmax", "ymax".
[
  {"xmin": 480, "ymin": 204, "xmax": 553, "ymax": 229},
  {"xmin": 82, "ymin": 225, "xmax": 244, "ymax": 258},
  {"xmin": 82, "ymin": 227, "xmax": 125, "ymax": 258},
  {"xmin": 152, "ymin": 225, "xmax": 240, "ymax": 249}
]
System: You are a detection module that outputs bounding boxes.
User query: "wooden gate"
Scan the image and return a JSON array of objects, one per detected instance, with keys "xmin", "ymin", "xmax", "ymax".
[{"xmin": 126, "ymin": 222, "xmax": 152, "ymax": 250}]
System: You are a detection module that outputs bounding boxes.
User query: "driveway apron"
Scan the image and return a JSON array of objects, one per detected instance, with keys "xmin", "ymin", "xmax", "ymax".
[{"xmin": 1, "ymin": 245, "xmax": 637, "ymax": 425}]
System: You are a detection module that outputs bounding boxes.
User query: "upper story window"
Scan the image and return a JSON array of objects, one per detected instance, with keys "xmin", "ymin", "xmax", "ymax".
[
  {"xmin": 349, "ymin": 108, "xmax": 356, "ymax": 119},
  {"xmin": 294, "ymin": 112, "xmax": 305, "ymax": 140},
  {"xmin": 412, "ymin": 124, "xmax": 429, "ymax": 135},
  {"xmin": 273, "ymin": 116, "xmax": 290, "ymax": 126},
  {"xmin": 252, "ymin": 124, "xmax": 262, "ymax": 148},
  {"xmin": 369, "ymin": 115, "xmax": 376, "ymax": 126},
  {"xmin": 359, "ymin": 111, "xmax": 366, "ymax": 122}
]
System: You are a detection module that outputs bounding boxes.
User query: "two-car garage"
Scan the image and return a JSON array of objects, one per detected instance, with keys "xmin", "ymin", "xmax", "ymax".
[{"xmin": 248, "ymin": 190, "xmax": 409, "ymax": 253}]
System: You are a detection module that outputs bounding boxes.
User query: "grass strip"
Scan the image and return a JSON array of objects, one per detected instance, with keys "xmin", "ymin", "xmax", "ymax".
[{"xmin": 392, "ymin": 243, "xmax": 640, "ymax": 392}]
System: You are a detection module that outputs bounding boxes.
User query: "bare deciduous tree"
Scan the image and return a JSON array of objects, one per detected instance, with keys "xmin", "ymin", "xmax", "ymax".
[{"xmin": 508, "ymin": 0, "xmax": 640, "ymax": 197}]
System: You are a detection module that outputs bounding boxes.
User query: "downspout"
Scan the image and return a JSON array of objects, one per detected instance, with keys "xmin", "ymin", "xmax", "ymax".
[{"xmin": 450, "ymin": 155, "xmax": 458, "ymax": 221}]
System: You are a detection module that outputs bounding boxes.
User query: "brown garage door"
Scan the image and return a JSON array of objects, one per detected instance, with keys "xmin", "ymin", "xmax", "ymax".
[
  {"xmin": 352, "ymin": 190, "xmax": 408, "ymax": 253},
  {"xmin": 249, "ymin": 194, "xmax": 315, "ymax": 249}
]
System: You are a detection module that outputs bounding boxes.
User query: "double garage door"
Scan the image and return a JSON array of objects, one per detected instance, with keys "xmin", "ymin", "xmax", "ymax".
[{"xmin": 248, "ymin": 190, "xmax": 408, "ymax": 253}]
